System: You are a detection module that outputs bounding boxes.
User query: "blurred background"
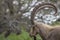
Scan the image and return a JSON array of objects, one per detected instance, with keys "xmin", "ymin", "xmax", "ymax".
[{"xmin": 0, "ymin": 0, "xmax": 60, "ymax": 40}]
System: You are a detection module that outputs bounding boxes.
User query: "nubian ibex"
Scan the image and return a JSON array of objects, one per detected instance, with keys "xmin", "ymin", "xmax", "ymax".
[{"xmin": 29, "ymin": 3, "xmax": 60, "ymax": 40}]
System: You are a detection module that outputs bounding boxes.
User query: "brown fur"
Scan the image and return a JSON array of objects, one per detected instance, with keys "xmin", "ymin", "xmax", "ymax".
[{"xmin": 30, "ymin": 21, "xmax": 60, "ymax": 40}]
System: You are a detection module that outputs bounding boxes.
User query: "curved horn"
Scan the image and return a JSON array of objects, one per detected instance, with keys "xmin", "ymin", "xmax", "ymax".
[{"xmin": 31, "ymin": 3, "xmax": 57, "ymax": 25}]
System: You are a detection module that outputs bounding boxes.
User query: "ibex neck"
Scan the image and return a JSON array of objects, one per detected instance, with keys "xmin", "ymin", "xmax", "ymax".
[{"xmin": 34, "ymin": 21, "xmax": 53, "ymax": 40}]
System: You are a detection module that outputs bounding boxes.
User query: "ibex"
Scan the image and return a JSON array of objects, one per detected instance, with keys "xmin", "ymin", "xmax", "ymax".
[{"xmin": 29, "ymin": 3, "xmax": 60, "ymax": 40}]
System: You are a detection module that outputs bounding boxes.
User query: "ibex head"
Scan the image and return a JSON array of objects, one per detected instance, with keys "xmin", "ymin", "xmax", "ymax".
[{"xmin": 29, "ymin": 24, "xmax": 39, "ymax": 37}]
